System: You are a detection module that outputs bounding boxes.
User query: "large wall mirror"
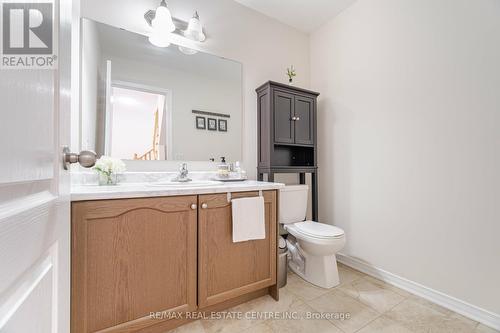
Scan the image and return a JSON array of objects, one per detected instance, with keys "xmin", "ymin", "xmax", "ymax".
[{"xmin": 80, "ymin": 18, "xmax": 242, "ymax": 162}]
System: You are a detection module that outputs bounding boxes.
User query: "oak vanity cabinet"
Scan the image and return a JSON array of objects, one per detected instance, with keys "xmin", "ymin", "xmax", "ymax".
[
  {"xmin": 71, "ymin": 191, "xmax": 277, "ymax": 333},
  {"xmin": 71, "ymin": 196, "xmax": 198, "ymax": 333},
  {"xmin": 198, "ymin": 191, "xmax": 277, "ymax": 308}
]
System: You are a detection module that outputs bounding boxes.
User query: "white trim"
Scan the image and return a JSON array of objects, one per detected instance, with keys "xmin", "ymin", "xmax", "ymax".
[
  {"xmin": 0, "ymin": 252, "xmax": 53, "ymax": 330},
  {"xmin": 0, "ymin": 191, "xmax": 56, "ymax": 221},
  {"xmin": 337, "ymin": 253, "xmax": 500, "ymax": 331},
  {"xmin": 104, "ymin": 60, "xmax": 112, "ymax": 155}
]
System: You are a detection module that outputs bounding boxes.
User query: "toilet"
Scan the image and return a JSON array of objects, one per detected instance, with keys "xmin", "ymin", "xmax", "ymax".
[{"xmin": 280, "ymin": 185, "xmax": 346, "ymax": 289}]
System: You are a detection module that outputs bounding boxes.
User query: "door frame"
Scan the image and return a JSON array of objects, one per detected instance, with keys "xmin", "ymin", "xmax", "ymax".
[{"xmin": 105, "ymin": 79, "xmax": 173, "ymax": 160}]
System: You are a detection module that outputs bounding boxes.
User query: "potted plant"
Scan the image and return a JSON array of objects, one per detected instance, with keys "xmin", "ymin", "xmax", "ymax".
[
  {"xmin": 286, "ymin": 65, "xmax": 296, "ymax": 85},
  {"xmin": 94, "ymin": 156, "xmax": 126, "ymax": 185}
]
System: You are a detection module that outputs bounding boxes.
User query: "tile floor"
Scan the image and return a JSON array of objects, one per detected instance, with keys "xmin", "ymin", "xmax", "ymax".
[{"xmin": 168, "ymin": 263, "xmax": 499, "ymax": 333}]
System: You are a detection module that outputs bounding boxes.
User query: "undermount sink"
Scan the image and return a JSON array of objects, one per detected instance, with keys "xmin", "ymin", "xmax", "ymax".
[{"xmin": 148, "ymin": 180, "xmax": 223, "ymax": 187}]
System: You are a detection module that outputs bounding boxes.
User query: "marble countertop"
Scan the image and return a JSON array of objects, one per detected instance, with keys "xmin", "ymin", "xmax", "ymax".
[{"xmin": 71, "ymin": 180, "xmax": 284, "ymax": 201}]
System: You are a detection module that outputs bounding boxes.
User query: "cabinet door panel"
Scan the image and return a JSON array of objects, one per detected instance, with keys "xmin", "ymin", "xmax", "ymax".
[
  {"xmin": 71, "ymin": 196, "xmax": 197, "ymax": 333},
  {"xmin": 198, "ymin": 191, "xmax": 277, "ymax": 308},
  {"xmin": 294, "ymin": 96, "xmax": 315, "ymax": 145},
  {"xmin": 273, "ymin": 91, "xmax": 295, "ymax": 143}
]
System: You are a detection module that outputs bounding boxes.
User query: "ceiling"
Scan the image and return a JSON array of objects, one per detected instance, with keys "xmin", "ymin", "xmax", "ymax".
[{"xmin": 234, "ymin": 0, "xmax": 358, "ymax": 33}]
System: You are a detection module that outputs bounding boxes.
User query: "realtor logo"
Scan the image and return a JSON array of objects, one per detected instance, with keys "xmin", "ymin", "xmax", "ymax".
[{"xmin": 1, "ymin": 1, "xmax": 57, "ymax": 69}]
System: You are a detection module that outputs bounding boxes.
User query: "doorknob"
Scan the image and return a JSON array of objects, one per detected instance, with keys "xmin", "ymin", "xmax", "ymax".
[{"xmin": 63, "ymin": 147, "xmax": 97, "ymax": 170}]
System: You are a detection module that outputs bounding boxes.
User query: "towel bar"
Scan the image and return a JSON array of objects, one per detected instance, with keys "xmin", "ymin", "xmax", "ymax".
[{"xmin": 227, "ymin": 190, "xmax": 263, "ymax": 203}]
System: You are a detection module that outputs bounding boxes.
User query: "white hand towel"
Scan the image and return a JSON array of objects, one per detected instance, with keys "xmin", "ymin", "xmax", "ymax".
[{"xmin": 232, "ymin": 196, "xmax": 266, "ymax": 242}]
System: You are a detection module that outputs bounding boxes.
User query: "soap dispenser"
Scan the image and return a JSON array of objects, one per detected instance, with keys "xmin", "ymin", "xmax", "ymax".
[
  {"xmin": 233, "ymin": 161, "xmax": 247, "ymax": 180},
  {"xmin": 217, "ymin": 157, "xmax": 230, "ymax": 178}
]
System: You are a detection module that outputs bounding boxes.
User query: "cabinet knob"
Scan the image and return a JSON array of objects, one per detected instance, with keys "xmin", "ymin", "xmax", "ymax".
[
  {"xmin": 191, "ymin": 203, "xmax": 197, "ymax": 210},
  {"xmin": 296, "ymin": 116, "xmax": 300, "ymax": 121},
  {"xmin": 201, "ymin": 203, "xmax": 208, "ymax": 209},
  {"xmin": 291, "ymin": 116, "xmax": 297, "ymax": 121}
]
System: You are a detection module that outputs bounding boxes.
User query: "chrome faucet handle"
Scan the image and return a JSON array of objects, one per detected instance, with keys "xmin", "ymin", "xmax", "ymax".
[
  {"xmin": 173, "ymin": 162, "xmax": 191, "ymax": 182},
  {"xmin": 179, "ymin": 162, "xmax": 188, "ymax": 174}
]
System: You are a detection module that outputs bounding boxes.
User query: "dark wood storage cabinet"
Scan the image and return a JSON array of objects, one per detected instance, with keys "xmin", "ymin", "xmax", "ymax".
[{"xmin": 256, "ymin": 81, "xmax": 320, "ymax": 220}]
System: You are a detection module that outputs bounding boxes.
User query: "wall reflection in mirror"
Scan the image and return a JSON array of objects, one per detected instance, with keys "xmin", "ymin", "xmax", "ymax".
[{"xmin": 80, "ymin": 18, "xmax": 242, "ymax": 161}]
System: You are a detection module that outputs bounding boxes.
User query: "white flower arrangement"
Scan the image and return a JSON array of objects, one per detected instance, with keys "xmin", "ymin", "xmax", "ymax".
[{"xmin": 94, "ymin": 156, "xmax": 126, "ymax": 185}]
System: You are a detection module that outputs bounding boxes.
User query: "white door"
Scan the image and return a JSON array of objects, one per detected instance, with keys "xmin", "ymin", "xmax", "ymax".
[{"xmin": 0, "ymin": 1, "xmax": 72, "ymax": 332}]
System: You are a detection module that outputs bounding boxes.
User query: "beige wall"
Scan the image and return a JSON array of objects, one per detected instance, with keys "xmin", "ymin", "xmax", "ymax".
[
  {"xmin": 311, "ymin": 0, "xmax": 500, "ymax": 314},
  {"xmin": 78, "ymin": 0, "xmax": 310, "ymax": 177}
]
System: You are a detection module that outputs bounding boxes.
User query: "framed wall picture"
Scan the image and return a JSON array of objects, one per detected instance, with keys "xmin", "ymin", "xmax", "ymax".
[
  {"xmin": 218, "ymin": 119, "xmax": 227, "ymax": 132},
  {"xmin": 207, "ymin": 118, "xmax": 217, "ymax": 131},
  {"xmin": 196, "ymin": 116, "xmax": 206, "ymax": 129}
]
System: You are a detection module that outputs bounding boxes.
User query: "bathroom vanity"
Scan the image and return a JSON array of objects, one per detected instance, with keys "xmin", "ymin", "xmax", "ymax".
[
  {"xmin": 70, "ymin": 180, "xmax": 283, "ymax": 333},
  {"xmin": 71, "ymin": 16, "xmax": 277, "ymax": 333}
]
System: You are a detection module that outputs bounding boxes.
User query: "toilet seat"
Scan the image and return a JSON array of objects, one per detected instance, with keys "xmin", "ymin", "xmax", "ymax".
[{"xmin": 288, "ymin": 221, "xmax": 344, "ymax": 240}]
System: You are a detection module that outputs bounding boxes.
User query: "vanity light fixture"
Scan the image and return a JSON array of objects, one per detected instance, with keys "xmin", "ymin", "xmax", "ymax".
[
  {"xmin": 151, "ymin": 0, "xmax": 175, "ymax": 32},
  {"xmin": 147, "ymin": 0, "xmax": 174, "ymax": 47},
  {"xmin": 144, "ymin": 2, "xmax": 206, "ymax": 49},
  {"xmin": 184, "ymin": 11, "xmax": 206, "ymax": 42},
  {"xmin": 148, "ymin": 30, "xmax": 171, "ymax": 48},
  {"xmin": 178, "ymin": 46, "xmax": 198, "ymax": 55}
]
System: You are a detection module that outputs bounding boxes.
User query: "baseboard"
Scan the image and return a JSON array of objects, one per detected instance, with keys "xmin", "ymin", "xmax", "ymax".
[{"xmin": 337, "ymin": 253, "xmax": 500, "ymax": 331}]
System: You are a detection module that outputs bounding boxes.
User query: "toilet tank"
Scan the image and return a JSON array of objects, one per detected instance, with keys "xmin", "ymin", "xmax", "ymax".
[{"xmin": 279, "ymin": 185, "xmax": 309, "ymax": 224}]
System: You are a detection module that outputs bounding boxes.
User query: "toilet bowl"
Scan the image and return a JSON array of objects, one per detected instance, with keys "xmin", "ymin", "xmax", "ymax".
[{"xmin": 280, "ymin": 185, "xmax": 345, "ymax": 289}]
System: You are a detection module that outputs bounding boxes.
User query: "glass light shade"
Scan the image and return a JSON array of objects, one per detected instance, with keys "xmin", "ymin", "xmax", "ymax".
[
  {"xmin": 184, "ymin": 12, "xmax": 205, "ymax": 42},
  {"xmin": 151, "ymin": 3, "xmax": 175, "ymax": 32},
  {"xmin": 178, "ymin": 46, "xmax": 198, "ymax": 55},
  {"xmin": 148, "ymin": 29, "xmax": 171, "ymax": 47}
]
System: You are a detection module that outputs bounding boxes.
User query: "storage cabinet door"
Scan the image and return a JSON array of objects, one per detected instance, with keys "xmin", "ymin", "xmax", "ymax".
[
  {"xmin": 198, "ymin": 191, "xmax": 277, "ymax": 308},
  {"xmin": 273, "ymin": 90, "xmax": 295, "ymax": 144},
  {"xmin": 71, "ymin": 196, "xmax": 198, "ymax": 333},
  {"xmin": 294, "ymin": 95, "xmax": 315, "ymax": 145}
]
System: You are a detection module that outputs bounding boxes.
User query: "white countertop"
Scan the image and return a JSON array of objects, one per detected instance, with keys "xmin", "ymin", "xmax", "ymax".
[{"xmin": 71, "ymin": 180, "xmax": 284, "ymax": 201}]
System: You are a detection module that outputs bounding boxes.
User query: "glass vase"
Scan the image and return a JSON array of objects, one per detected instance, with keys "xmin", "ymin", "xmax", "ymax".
[{"xmin": 98, "ymin": 172, "xmax": 118, "ymax": 186}]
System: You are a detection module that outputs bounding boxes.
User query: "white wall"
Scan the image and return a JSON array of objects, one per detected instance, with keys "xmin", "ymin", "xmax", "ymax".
[
  {"xmin": 311, "ymin": 0, "xmax": 500, "ymax": 315},
  {"xmin": 109, "ymin": 87, "xmax": 164, "ymax": 160},
  {"xmin": 80, "ymin": 0, "xmax": 310, "ymax": 177}
]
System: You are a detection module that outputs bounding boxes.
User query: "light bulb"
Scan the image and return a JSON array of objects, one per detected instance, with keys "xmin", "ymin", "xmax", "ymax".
[
  {"xmin": 184, "ymin": 11, "xmax": 205, "ymax": 42},
  {"xmin": 149, "ymin": 30, "xmax": 171, "ymax": 47},
  {"xmin": 151, "ymin": 1, "xmax": 175, "ymax": 32}
]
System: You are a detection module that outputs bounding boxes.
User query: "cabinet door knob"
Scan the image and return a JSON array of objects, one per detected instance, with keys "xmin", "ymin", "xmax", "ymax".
[
  {"xmin": 201, "ymin": 203, "xmax": 208, "ymax": 209},
  {"xmin": 191, "ymin": 204, "xmax": 197, "ymax": 210},
  {"xmin": 296, "ymin": 116, "xmax": 300, "ymax": 121},
  {"xmin": 291, "ymin": 116, "xmax": 297, "ymax": 121}
]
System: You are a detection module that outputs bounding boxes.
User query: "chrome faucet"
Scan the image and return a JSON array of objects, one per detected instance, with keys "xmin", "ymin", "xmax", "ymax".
[{"xmin": 172, "ymin": 163, "xmax": 192, "ymax": 182}]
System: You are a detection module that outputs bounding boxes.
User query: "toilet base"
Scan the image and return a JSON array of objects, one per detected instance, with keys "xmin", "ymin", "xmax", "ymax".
[{"xmin": 289, "ymin": 252, "xmax": 340, "ymax": 289}]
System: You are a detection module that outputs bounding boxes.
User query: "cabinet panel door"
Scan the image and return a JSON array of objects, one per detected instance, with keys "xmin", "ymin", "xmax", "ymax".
[
  {"xmin": 71, "ymin": 196, "xmax": 198, "ymax": 333},
  {"xmin": 198, "ymin": 191, "xmax": 277, "ymax": 308},
  {"xmin": 273, "ymin": 91, "xmax": 295, "ymax": 144},
  {"xmin": 294, "ymin": 95, "xmax": 315, "ymax": 145}
]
